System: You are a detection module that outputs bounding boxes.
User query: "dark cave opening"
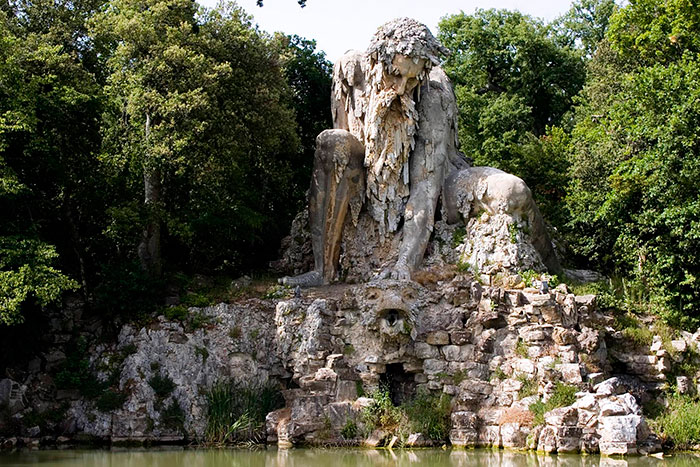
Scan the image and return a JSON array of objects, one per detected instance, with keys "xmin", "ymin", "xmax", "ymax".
[{"xmin": 380, "ymin": 362, "xmax": 417, "ymax": 406}]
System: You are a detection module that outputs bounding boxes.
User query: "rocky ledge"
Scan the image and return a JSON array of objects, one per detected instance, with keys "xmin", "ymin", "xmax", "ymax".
[{"xmin": 2, "ymin": 274, "xmax": 700, "ymax": 454}]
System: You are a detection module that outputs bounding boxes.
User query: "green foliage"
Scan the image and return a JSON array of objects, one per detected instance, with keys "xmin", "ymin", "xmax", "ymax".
[
  {"xmin": 96, "ymin": 389, "xmax": 128, "ymax": 412},
  {"xmin": 0, "ymin": 0, "xmax": 108, "ymax": 325},
  {"xmin": 529, "ymin": 382, "xmax": 578, "ymax": 426},
  {"xmin": 451, "ymin": 226, "xmax": 466, "ymax": 248},
  {"xmin": 517, "ymin": 374, "xmax": 538, "ymax": 398},
  {"xmin": 0, "ymin": 237, "xmax": 79, "ymax": 325},
  {"xmin": 403, "ymin": 391, "xmax": 452, "ymax": 441},
  {"xmin": 548, "ymin": 382, "xmax": 578, "ymax": 408},
  {"xmin": 55, "ymin": 337, "xmax": 103, "ymax": 398},
  {"xmin": 565, "ymin": 1, "xmax": 700, "ymax": 328},
  {"xmin": 490, "ymin": 367, "xmax": 507, "ymax": 381},
  {"xmin": 515, "ymin": 338, "xmax": 529, "ymax": 358},
  {"xmin": 439, "ymin": 9, "xmax": 585, "ymax": 225},
  {"xmin": 340, "ymin": 418, "xmax": 358, "ymax": 439},
  {"xmin": 194, "ymin": 346, "xmax": 209, "ymax": 363},
  {"xmin": 362, "ymin": 387, "xmax": 453, "ymax": 442},
  {"xmin": 654, "ymin": 394, "xmax": 700, "ymax": 449},
  {"xmin": 552, "ymin": 0, "xmax": 617, "ymax": 57},
  {"xmin": 148, "ymin": 373, "xmax": 176, "ymax": 399},
  {"xmin": 204, "ymin": 379, "xmax": 283, "ymax": 445},
  {"xmin": 361, "ymin": 387, "xmax": 405, "ymax": 434},
  {"xmin": 93, "ymin": 261, "xmax": 162, "ymax": 319},
  {"xmin": 161, "ymin": 400, "xmax": 185, "ymax": 433},
  {"xmin": 615, "ymin": 312, "xmax": 654, "ymax": 348}
]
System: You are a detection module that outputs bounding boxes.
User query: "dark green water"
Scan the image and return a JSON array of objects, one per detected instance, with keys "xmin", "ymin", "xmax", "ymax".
[{"xmin": 0, "ymin": 448, "xmax": 698, "ymax": 467}]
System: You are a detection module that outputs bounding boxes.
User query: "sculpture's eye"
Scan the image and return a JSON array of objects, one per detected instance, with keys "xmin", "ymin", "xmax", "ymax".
[
  {"xmin": 402, "ymin": 290, "xmax": 416, "ymax": 301},
  {"xmin": 366, "ymin": 290, "xmax": 379, "ymax": 300}
]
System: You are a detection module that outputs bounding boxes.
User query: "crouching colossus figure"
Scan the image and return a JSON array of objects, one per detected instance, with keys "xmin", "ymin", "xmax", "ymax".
[{"xmin": 282, "ymin": 18, "xmax": 560, "ymax": 287}]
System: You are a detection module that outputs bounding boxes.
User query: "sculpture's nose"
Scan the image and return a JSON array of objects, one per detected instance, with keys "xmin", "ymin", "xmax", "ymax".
[{"xmin": 395, "ymin": 76, "xmax": 409, "ymax": 95}]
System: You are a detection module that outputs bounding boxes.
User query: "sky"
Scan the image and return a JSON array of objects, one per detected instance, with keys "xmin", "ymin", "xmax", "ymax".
[{"xmin": 199, "ymin": 0, "xmax": 576, "ymax": 62}]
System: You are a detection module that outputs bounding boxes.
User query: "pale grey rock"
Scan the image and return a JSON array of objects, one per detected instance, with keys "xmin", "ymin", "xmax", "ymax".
[{"xmin": 597, "ymin": 415, "xmax": 647, "ymax": 456}]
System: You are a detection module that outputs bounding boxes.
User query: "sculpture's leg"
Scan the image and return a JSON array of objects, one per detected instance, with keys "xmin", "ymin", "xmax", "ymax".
[{"xmin": 282, "ymin": 129, "xmax": 365, "ymax": 287}]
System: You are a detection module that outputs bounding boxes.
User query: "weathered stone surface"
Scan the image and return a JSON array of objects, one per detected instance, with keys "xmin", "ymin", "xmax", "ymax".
[
  {"xmin": 544, "ymin": 407, "xmax": 578, "ymax": 427},
  {"xmin": 426, "ymin": 331, "xmax": 450, "ymax": 346},
  {"xmin": 598, "ymin": 415, "xmax": 648, "ymax": 455}
]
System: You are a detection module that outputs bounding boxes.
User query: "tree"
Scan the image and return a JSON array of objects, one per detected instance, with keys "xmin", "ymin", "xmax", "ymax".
[
  {"xmin": 94, "ymin": 0, "xmax": 300, "ymax": 274},
  {"xmin": 438, "ymin": 9, "xmax": 585, "ymax": 225},
  {"xmin": 256, "ymin": 0, "xmax": 306, "ymax": 6},
  {"xmin": 274, "ymin": 34, "xmax": 332, "ymax": 203},
  {"xmin": 553, "ymin": 0, "xmax": 617, "ymax": 56},
  {"xmin": 0, "ymin": 8, "xmax": 90, "ymax": 324},
  {"xmin": 565, "ymin": 0, "xmax": 700, "ymax": 326}
]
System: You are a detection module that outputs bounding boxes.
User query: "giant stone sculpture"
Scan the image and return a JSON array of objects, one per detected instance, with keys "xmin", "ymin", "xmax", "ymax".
[{"xmin": 281, "ymin": 18, "xmax": 560, "ymax": 287}]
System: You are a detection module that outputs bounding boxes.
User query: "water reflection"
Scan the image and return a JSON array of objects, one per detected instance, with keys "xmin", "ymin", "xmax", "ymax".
[{"xmin": 1, "ymin": 448, "xmax": 699, "ymax": 467}]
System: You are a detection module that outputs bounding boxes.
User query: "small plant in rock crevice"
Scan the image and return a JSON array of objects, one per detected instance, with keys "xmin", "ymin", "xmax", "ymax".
[{"xmin": 528, "ymin": 382, "xmax": 578, "ymax": 426}]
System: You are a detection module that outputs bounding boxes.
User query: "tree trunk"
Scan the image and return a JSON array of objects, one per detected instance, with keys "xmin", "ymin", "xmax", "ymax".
[{"xmin": 137, "ymin": 113, "xmax": 162, "ymax": 277}]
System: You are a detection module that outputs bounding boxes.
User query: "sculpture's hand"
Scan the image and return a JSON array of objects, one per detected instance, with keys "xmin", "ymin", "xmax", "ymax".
[{"xmin": 390, "ymin": 261, "xmax": 411, "ymax": 281}]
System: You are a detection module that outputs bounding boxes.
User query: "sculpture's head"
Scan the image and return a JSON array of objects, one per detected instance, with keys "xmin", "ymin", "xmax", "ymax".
[
  {"xmin": 361, "ymin": 18, "xmax": 448, "ymax": 233},
  {"xmin": 366, "ymin": 18, "xmax": 448, "ymax": 96}
]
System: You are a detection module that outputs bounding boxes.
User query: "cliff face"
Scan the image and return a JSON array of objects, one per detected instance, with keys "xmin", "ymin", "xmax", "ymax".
[{"xmin": 7, "ymin": 273, "xmax": 698, "ymax": 455}]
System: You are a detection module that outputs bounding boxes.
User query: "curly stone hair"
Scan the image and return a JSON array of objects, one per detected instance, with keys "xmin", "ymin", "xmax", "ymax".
[{"xmin": 366, "ymin": 17, "xmax": 448, "ymax": 72}]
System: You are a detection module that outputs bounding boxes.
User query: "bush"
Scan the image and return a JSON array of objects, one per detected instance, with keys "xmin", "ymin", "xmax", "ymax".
[
  {"xmin": 204, "ymin": 380, "xmax": 284, "ymax": 445},
  {"xmin": 340, "ymin": 419, "xmax": 358, "ymax": 439},
  {"xmin": 149, "ymin": 373, "xmax": 176, "ymax": 398},
  {"xmin": 654, "ymin": 395, "xmax": 700, "ymax": 449},
  {"xmin": 403, "ymin": 390, "xmax": 452, "ymax": 441},
  {"xmin": 361, "ymin": 387, "xmax": 405, "ymax": 435},
  {"xmin": 161, "ymin": 400, "xmax": 186, "ymax": 433},
  {"xmin": 96, "ymin": 389, "xmax": 127, "ymax": 412},
  {"xmin": 529, "ymin": 382, "xmax": 579, "ymax": 426},
  {"xmin": 361, "ymin": 387, "xmax": 452, "ymax": 443}
]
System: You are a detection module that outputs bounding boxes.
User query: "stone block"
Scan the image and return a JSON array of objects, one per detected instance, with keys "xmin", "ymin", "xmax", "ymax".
[
  {"xmin": 423, "ymin": 359, "xmax": 446, "ymax": 375},
  {"xmin": 501, "ymin": 423, "xmax": 529, "ymax": 448},
  {"xmin": 426, "ymin": 331, "xmax": 449, "ymax": 346},
  {"xmin": 414, "ymin": 342, "xmax": 439, "ymax": 359},
  {"xmin": 544, "ymin": 407, "xmax": 578, "ymax": 427},
  {"xmin": 558, "ymin": 363, "xmax": 583, "ymax": 384},
  {"xmin": 450, "ymin": 330, "xmax": 470, "ymax": 345}
]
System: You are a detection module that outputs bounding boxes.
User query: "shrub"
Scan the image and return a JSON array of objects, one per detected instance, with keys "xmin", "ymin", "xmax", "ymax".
[
  {"xmin": 361, "ymin": 387, "xmax": 405, "ymax": 435},
  {"xmin": 204, "ymin": 380, "xmax": 284, "ymax": 445},
  {"xmin": 529, "ymin": 382, "xmax": 578, "ymax": 426},
  {"xmin": 361, "ymin": 387, "xmax": 452, "ymax": 442},
  {"xmin": 96, "ymin": 389, "xmax": 127, "ymax": 412},
  {"xmin": 515, "ymin": 338, "xmax": 529, "ymax": 358},
  {"xmin": 654, "ymin": 395, "xmax": 700, "ymax": 449},
  {"xmin": 403, "ymin": 390, "xmax": 452, "ymax": 441},
  {"xmin": 149, "ymin": 373, "xmax": 176, "ymax": 398},
  {"xmin": 161, "ymin": 400, "xmax": 186, "ymax": 433},
  {"xmin": 341, "ymin": 419, "xmax": 358, "ymax": 439},
  {"xmin": 517, "ymin": 374, "xmax": 538, "ymax": 398}
]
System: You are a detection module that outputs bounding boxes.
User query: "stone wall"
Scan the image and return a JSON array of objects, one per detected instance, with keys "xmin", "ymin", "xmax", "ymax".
[{"xmin": 3, "ymin": 276, "xmax": 700, "ymax": 454}]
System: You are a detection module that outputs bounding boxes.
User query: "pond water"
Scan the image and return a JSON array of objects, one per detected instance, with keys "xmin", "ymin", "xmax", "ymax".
[{"xmin": 1, "ymin": 448, "xmax": 699, "ymax": 467}]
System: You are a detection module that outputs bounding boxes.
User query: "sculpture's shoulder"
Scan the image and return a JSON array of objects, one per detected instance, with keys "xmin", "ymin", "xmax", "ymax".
[
  {"xmin": 419, "ymin": 66, "xmax": 456, "ymax": 112},
  {"xmin": 427, "ymin": 66, "xmax": 451, "ymax": 89},
  {"xmin": 333, "ymin": 50, "xmax": 366, "ymax": 88}
]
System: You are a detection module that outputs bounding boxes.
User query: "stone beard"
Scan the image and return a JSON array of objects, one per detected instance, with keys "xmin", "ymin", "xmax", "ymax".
[{"xmin": 363, "ymin": 82, "xmax": 419, "ymax": 235}]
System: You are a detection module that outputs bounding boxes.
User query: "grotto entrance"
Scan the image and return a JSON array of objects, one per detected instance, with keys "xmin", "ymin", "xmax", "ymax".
[{"xmin": 380, "ymin": 363, "xmax": 417, "ymax": 406}]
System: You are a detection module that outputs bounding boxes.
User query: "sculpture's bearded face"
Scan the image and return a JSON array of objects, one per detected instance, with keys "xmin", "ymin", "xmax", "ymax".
[
  {"xmin": 384, "ymin": 54, "xmax": 427, "ymax": 96},
  {"xmin": 363, "ymin": 54, "xmax": 428, "ymax": 233}
]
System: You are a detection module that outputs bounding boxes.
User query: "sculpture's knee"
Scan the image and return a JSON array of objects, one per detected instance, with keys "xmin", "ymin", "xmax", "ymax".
[
  {"xmin": 316, "ymin": 129, "xmax": 364, "ymax": 169},
  {"xmin": 485, "ymin": 173, "xmax": 532, "ymax": 217}
]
